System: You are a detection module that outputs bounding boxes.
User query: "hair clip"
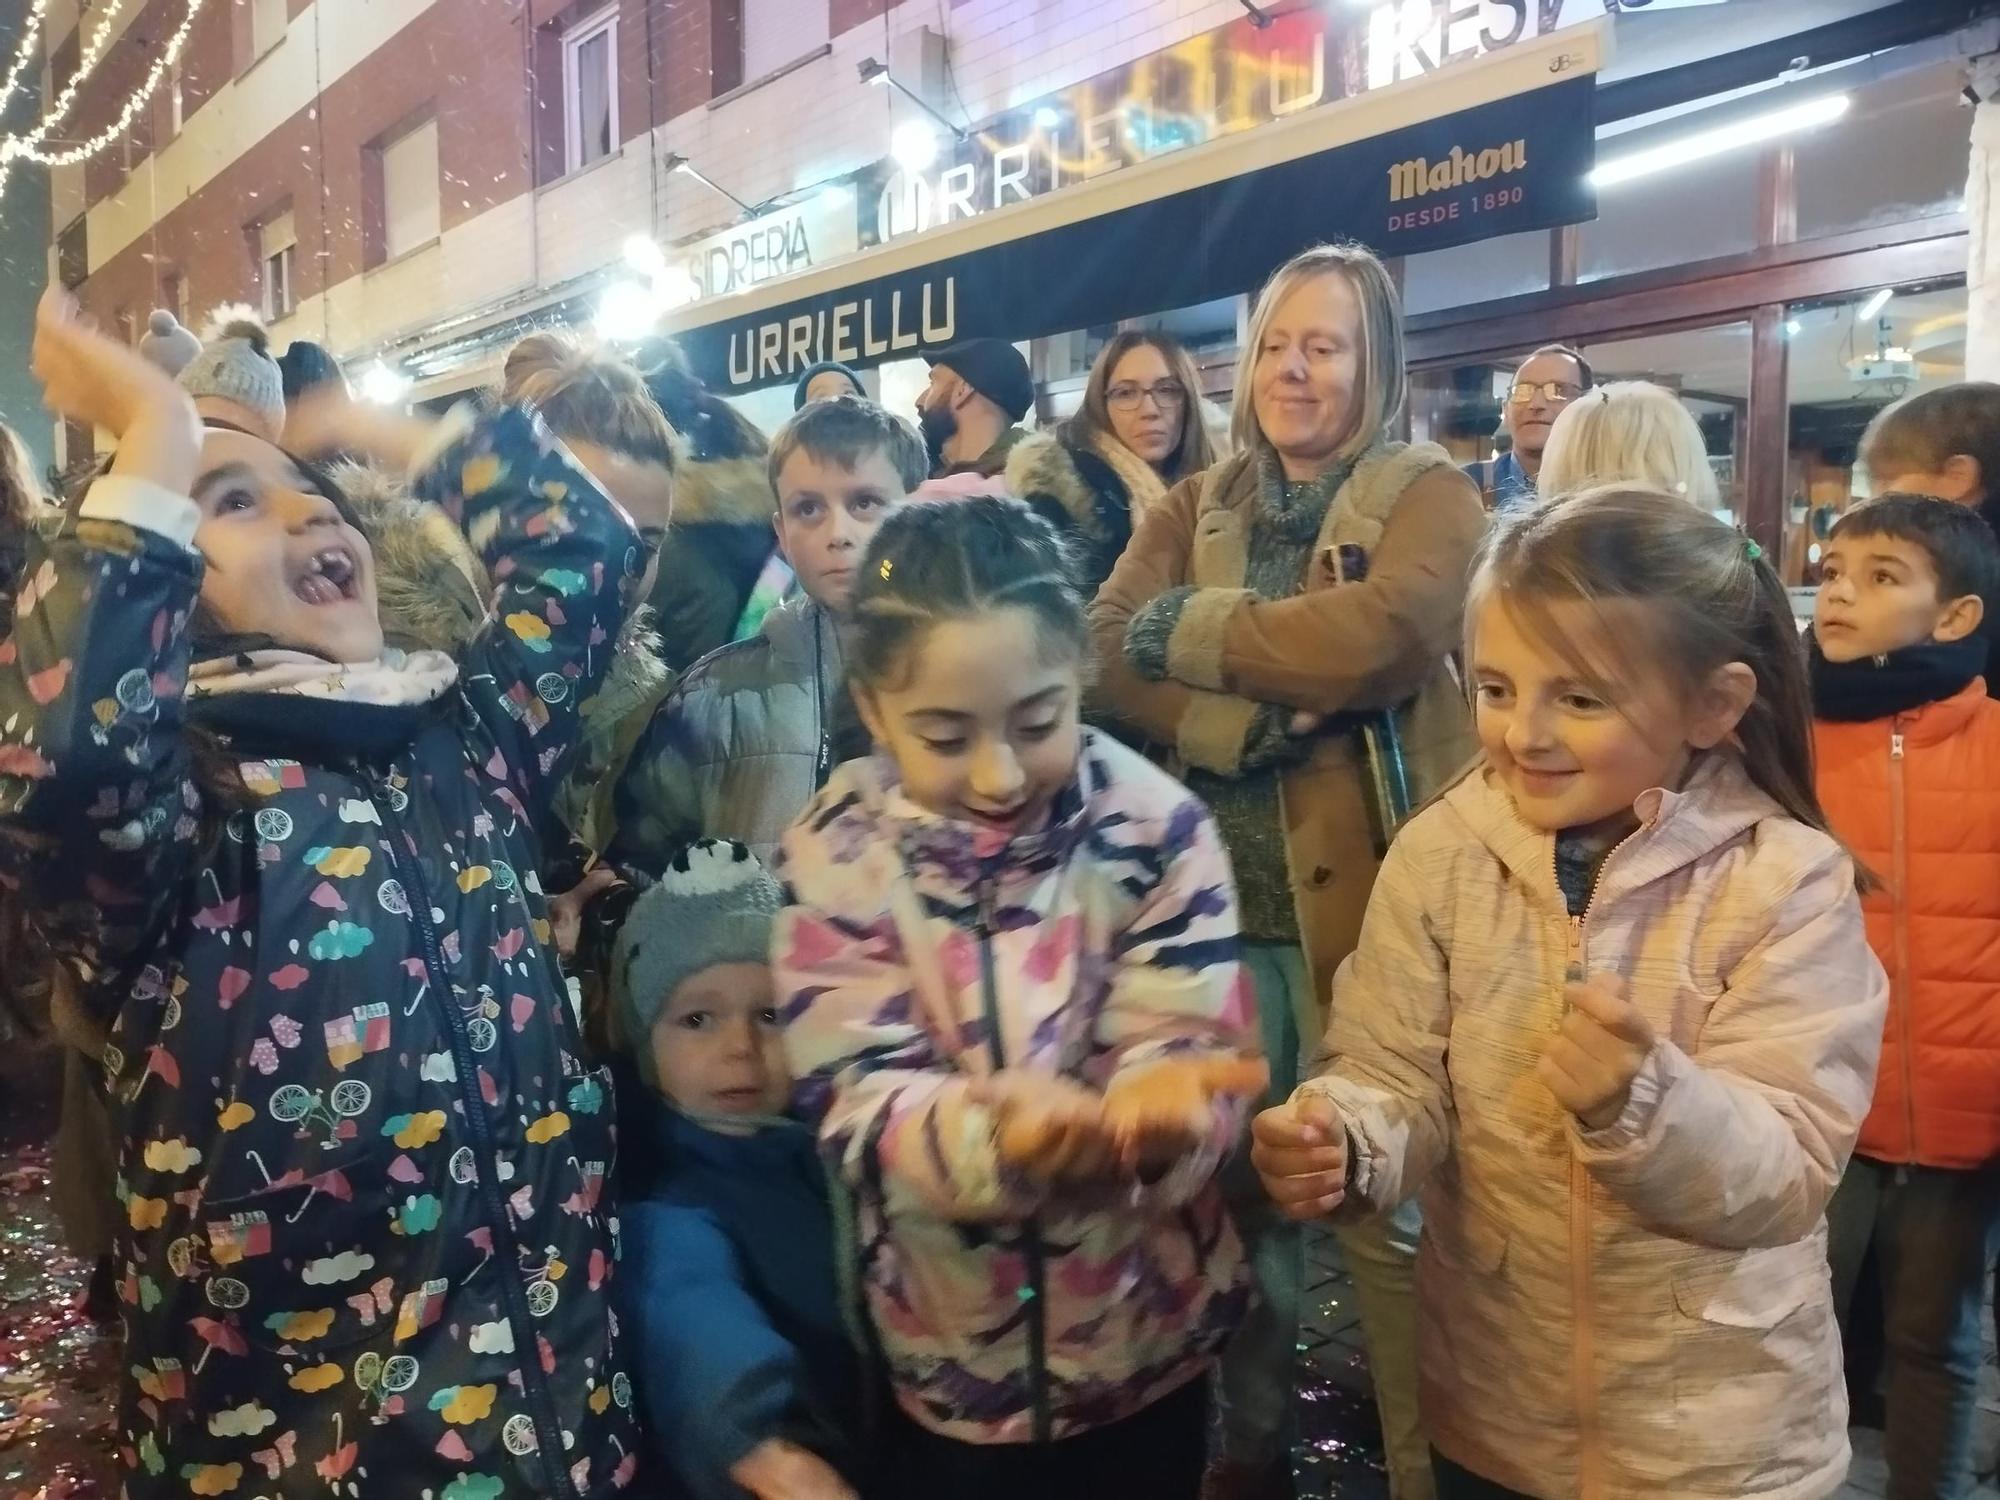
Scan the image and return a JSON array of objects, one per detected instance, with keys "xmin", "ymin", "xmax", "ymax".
[
  {"xmin": 878, "ymin": 558, "xmax": 894, "ymax": 580},
  {"xmin": 1744, "ymin": 538, "xmax": 1764, "ymax": 562}
]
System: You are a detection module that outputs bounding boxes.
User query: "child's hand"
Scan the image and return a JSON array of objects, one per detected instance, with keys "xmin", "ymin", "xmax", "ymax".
[
  {"xmin": 975, "ymin": 1071, "xmax": 1118, "ymax": 1186},
  {"xmin": 1539, "ymin": 974, "xmax": 1654, "ymax": 1131},
  {"xmin": 1104, "ymin": 1054, "xmax": 1269, "ymax": 1176},
  {"xmin": 728, "ymin": 1439, "xmax": 856, "ymax": 1500},
  {"xmin": 547, "ymin": 866, "xmax": 621, "ymax": 961},
  {"xmin": 32, "ymin": 285, "xmax": 199, "ymax": 491},
  {"xmin": 1251, "ymin": 1094, "xmax": 1348, "ymax": 1220}
]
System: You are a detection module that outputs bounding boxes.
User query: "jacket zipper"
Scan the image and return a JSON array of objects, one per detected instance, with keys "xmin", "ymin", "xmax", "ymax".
[
  {"xmin": 1890, "ymin": 727, "xmax": 1916, "ymax": 1168},
  {"xmin": 371, "ymin": 777, "xmax": 581, "ymax": 1499},
  {"xmin": 1557, "ymin": 828, "xmax": 1639, "ymax": 1500},
  {"xmin": 975, "ymin": 870, "xmax": 1052, "ymax": 1444},
  {"xmin": 812, "ymin": 611, "xmax": 831, "ymax": 789}
]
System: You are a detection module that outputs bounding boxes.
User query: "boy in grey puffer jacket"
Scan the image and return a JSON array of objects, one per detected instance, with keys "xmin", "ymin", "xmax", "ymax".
[{"xmin": 610, "ymin": 398, "xmax": 926, "ymax": 872}]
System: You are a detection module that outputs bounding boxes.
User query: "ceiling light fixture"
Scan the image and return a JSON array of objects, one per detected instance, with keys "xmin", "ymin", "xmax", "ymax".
[
  {"xmin": 663, "ymin": 153, "xmax": 756, "ymax": 216},
  {"xmin": 1588, "ymin": 92, "xmax": 1849, "ymax": 189},
  {"xmin": 857, "ymin": 57, "xmax": 970, "ymax": 144}
]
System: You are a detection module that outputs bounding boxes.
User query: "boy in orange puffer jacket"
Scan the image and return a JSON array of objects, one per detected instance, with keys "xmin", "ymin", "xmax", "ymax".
[{"xmin": 1812, "ymin": 494, "xmax": 2000, "ymax": 1500}]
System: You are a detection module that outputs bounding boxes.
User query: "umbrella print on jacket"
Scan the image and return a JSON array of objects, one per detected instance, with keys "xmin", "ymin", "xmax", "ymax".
[
  {"xmin": 316, "ymin": 1412, "xmax": 358, "ymax": 1484},
  {"xmin": 188, "ymin": 1315, "xmax": 246, "ymax": 1373}
]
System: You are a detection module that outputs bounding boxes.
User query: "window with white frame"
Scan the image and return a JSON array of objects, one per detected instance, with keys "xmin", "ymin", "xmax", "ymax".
[
  {"xmin": 251, "ymin": 0, "xmax": 287, "ymax": 58},
  {"xmin": 743, "ymin": 0, "xmax": 828, "ymax": 83},
  {"xmin": 381, "ymin": 119, "xmax": 441, "ymax": 262},
  {"xmin": 260, "ymin": 211, "xmax": 297, "ymax": 322},
  {"xmin": 563, "ymin": 7, "xmax": 618, "ymax": 175}
]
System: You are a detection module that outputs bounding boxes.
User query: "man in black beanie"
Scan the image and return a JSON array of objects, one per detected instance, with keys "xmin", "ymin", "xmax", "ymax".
[{"xmin": 913, "ymin": 338, "xmax": 1034, "ymax": 482}]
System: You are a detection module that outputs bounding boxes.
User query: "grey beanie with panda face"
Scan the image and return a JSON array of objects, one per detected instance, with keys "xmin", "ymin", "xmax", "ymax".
[{"xmin": 612, "ymin": 839, "xmax": 784, "ymax": 1084}]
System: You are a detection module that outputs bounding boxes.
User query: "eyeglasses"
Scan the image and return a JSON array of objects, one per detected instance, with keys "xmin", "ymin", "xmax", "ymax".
[
  {"xmin": 1106, "ymin": 381, "xmax": 1188, "ymax": 412},
  {"xmin": 1507, "ymin": 381, "xmax": 1585, "ymax": 406}
]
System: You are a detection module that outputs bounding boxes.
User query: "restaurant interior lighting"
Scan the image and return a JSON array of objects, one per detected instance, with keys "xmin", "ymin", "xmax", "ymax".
[
  {"xmin": 663, "ymin": 153, "xmax": 755, "ymax": 216},
  {"xmin": 857, "ymin": 56, "xmax": 969, "ymax": 143},
  {"xmin": 1587, "ymin": 92, "xmax": 1850, "ymax": 189},
  {"xmin": 1857, "ymin": 286, "xmax": 1894, "ymax": 321}
]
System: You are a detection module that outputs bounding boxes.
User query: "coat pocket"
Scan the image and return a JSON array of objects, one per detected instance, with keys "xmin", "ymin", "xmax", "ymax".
[
  {"xmin": 195, "ymin": 1150, "xmax": 415, "ymax": 1357},
  {"xmin": 1668, "ymin": 1246, "xmax": 1843, "ymax": 1485}
]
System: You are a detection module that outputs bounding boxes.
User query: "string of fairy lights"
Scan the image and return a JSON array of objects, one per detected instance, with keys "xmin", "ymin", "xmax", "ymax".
[{"xmin": 0, "ymin": 0, "xmax": 211, "ymax": 199}]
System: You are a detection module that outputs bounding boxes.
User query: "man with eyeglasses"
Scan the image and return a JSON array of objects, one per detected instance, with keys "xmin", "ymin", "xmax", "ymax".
[{"xmin": 1468, "ymin": 343, "xmax": 1595, "ymax": 512}]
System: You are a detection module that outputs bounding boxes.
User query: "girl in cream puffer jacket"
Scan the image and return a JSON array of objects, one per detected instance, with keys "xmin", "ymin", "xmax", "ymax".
[{"xmin": 1258, "ymin": 491, "xmax": 1887, "ymax": 1500}]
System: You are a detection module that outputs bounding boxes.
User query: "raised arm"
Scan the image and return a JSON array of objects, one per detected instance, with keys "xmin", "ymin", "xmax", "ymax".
[{"xmin": 411, "ymin": 406, "xmax": 645, "ymax": 830}]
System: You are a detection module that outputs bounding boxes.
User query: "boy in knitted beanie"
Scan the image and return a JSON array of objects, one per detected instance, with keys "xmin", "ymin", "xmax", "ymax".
[{"xmin": 611, "ymin": 839, "xmax": 865, "ymax": 1500}]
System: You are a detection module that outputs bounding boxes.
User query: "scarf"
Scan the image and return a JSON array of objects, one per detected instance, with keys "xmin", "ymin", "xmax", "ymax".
[
  {"xmin": 1808, "ymin": 634, "xmax": 1985, "ymax": 723},
  {"xmin": 1085, "ymin": 431, "xmax": 1169, "ymax": 524},
  {"xmin": 1254, "ymin": 444, "xmax": 1356, "ymax": 548},
  {"xmin": 187, "ymin": 647, "xmax": 459, "ymax": 759}
]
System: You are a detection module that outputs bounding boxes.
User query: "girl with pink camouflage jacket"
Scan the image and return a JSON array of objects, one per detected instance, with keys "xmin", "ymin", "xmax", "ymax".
[{"xmin": 774, "ymin": 496, "xmax": 1265, "ymax": 1500}]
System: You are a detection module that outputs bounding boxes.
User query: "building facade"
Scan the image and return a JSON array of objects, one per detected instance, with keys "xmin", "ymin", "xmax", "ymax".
[{"xmin": 30, "ymin": 0, "xmax": 2000, "ymax": 572}]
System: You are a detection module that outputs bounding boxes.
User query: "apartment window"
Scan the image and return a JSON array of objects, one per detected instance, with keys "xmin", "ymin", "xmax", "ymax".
[
  {"xmin": 252, "ymin": 0, "xmax": 287, "ymax": 58},
  {"xmin": 167, "ymin": 65, "xmax": 184, "ymax": 138},
  {"xmin": 56, "ymin": 215, "xmax": 87, "ymax": 292},
  {"xmin": 260, "ymin": 211, "xmax": 297, "ymax": 321},
  {"xmin": 563, "ymin": 7, "xmax": 618, "ymax": 174},
  {"xmin": 742, "ymin": 0, "xmax": 827, "ymax": 83},
  {"xmin": 379, "ymin": 118, "xmax": 441, "ymax": 263}
]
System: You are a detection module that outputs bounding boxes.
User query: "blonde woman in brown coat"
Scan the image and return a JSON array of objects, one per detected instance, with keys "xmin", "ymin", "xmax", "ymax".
[{"xmin": 1091, "ymin": 243, "xmax": 1484, "ymax": 1500}]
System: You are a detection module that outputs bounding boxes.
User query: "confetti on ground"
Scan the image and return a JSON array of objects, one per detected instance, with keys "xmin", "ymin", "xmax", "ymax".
[{"xmin": 1, "ymin": 1051, "xmax": 119, "ymax": 1500}]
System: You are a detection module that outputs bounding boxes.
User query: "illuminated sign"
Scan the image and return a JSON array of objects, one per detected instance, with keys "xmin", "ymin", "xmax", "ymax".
[{"xmin": 668, "ymin": 192, "xmax": 861, "ymax": 304}]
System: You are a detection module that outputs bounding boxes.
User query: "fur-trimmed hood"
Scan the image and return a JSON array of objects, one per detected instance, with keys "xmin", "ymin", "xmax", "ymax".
[
  {"xmin": 339, "ymin": 460, "xmax": 668, "ymax": 711},
  {"xmin": 670, "ymin": 452, "xmax": 776, "ymax": 530},
  {"xmin": 1005, "ymin": 431, "xmax": 1125, "ymax": 540}
]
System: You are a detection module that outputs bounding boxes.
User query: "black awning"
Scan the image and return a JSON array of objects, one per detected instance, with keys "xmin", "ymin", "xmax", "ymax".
[{"xmin": 673, "ymin": 72, "xmax": 1597, "ymax": 394}]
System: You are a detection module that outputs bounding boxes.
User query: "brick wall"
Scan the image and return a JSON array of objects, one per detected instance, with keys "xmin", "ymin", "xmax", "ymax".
[{"xmin": 65, "ymin": 0, "xmax": 1252, "ymax": 363}]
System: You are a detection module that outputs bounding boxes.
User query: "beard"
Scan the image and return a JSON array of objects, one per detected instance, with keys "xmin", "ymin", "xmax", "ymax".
[{"xmin": 918, "ymin": 402, "xmax": 957, "ymax": 474}]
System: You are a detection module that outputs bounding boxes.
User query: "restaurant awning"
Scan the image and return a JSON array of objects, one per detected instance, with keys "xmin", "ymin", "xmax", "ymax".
[{"xmin": 662, "ymin": 22, "xmax": 1607, "ymax": 395}]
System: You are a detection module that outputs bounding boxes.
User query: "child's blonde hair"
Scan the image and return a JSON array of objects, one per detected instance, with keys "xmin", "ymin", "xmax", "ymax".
[
  {"xmin": 1536, "ymin": 381, "xmax": 1719, "ymax": 511},
  {"xmin": 502, "ymin": 330, "xmax": 678, "ymax": 472},
  {"xmin": 1470, "ymin": 488, "xmax": 1843, "ymax": 865}
]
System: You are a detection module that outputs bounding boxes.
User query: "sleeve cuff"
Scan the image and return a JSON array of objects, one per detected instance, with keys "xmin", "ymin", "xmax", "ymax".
[
  {"xmin": 77, "ymin": 476, "xmax": 200, "ymax": 550},
  {"xmin": 1165, "ymin": 587, "xmax": 1251, "ymax": 693},
  {"xmin": 1125, "ymin": 586, "xmax": 1195, "ymax": 681},
  {"xmin": 1572, "ymin": 1042, "xmax": 1677, "ymax": 1156}
]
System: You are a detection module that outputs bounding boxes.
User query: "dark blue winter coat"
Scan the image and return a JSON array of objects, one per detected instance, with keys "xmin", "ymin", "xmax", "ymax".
[
  {"xmin": 620, "ymin": 1106, "xmax": 863, "ymax": 1499},
  {"xmin": 0, "ymin": 408, "xmax": 647, "ymax": 1499}
]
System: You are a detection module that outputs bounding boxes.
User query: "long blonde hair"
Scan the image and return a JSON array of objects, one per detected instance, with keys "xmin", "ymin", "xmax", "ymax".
[
  {"xmin": 1230, "ymin": 242, "xmax": 1406, "ymax": 463},
  {"xmin": 1537, "ymin": 381, "xmax": 1719, "ymax": 511}
]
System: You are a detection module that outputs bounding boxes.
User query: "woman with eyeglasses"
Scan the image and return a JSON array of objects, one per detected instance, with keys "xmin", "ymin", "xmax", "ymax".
[
  {"xmin": 1092, "ymin": 243, "xmax": 1485, "ymax": 1500},
  {"xmin": 1006, "ymin": 330, "xmax": 1223, "ymax": 596}
]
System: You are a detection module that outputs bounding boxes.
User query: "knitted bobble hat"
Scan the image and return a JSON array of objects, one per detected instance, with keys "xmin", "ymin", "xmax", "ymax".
[
  {"xmin": 612, "ymin": 839, "xmax": 785, "ymax": 1084},
  {"xmin": 179, "ymin": 305, "xmax": 286, "ymax": 439},
  {"xmin": 138, "ymin": 309, "xmax": 202, "ymax": 377}
]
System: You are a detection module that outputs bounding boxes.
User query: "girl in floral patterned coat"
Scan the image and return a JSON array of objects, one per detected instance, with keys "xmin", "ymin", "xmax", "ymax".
[
  {"xmin": 773, "ymin": 496, "xmax": 1266, "ymax": 1500},
  {"xmin": 0, "ymin": 291, "xmax": 642, "ymax": 1499}
]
